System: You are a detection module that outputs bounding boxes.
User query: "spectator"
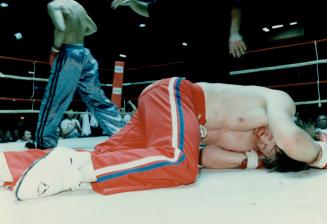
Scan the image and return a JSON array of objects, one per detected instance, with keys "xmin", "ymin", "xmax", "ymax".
[
  {"xmin": 12, "ymin": 129, "xmax": 20, "ymax": 142},
  {"xmin": 316, "ymin": 114, "xmax": 327, "ymax": 142},
  {"xmin": 16, "ymin": 129, "xmax": 33, "ymax": 142},
  {"xmin": 60, "ymin": 110, "xmax": 82, "ymax": 139},
  {"xmin": 2, "ymin": 130, "xmax": 12, "ymax": 143},
  {"xmin": 122, "ymin": 100, "xmax": 137, "ymax": 123},
  {"xmin": 21, "ymin": 129, "xmax": 33, "ymax": 142},
  {"xmin": 0, "ymin": 130, "xmax": 4, "ymax": 143}
]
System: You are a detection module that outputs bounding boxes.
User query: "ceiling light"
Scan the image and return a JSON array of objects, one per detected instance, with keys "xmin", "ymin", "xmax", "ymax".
[
  {"xmin": 181, "ymin": 42, "xmax": 188, "ymax": 47},
  {"xmin": 138, "ymin": 23, "xmax": 146, "ymax": 28},
  {"xmin": 272, "ymin": 24, "xmax": 284, "ymax": 29},
  {"xmin": 14, "ymin": 32, "xmax": 23, "ymax": 40},
  {"xmin": 290, "ymin": 21, "xmax": 298, "ymax": 26},
  {"xmin": 119, "ymin": 54, "xmax": 127, "ymax": 58},
  {"xmin": 262, "ymin": 27, "xmax": 270, "ymax": 32},
  {"xmin": 0, "ymin": 2, "xmax": 9, "ymax": 7}
]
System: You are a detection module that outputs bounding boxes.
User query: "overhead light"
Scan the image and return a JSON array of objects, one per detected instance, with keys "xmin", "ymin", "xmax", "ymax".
[
  {"xmin": 272, "ymin": 24, "xmax": 284, "ymax": 29},
  {"xmin": 181, "ymin": 42, "xmax": 188, "ymax": 47},
  {"xmin": 262, "ymin": 27, "xmax": 270, "ymax": 32},
  {"xmin": 138, "ymin": 23, "xmax": 146, "ymax": 28},
  {"xmin": 119, "ymin": 54, "xmax": 127, "ymax": 58},
  {"xmin": 14, "ymin": 32, "xmax": 23, "ymax": 40},
  {"xmin": 290, "ymin": 21, "xmax": 298, "ymax": 26},
  {"xmin": 0, "ymin": 2, "xmax": 9, "ymax": 7}
]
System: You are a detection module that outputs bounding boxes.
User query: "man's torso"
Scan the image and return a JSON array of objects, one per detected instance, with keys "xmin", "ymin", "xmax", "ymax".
[
  {"xmin": 197, "ymin": 82, "xmax": 276, "ymax": 152},
  {"xmin": 49, "ymin": 0, "xmax": 96, "ymax": 44}
]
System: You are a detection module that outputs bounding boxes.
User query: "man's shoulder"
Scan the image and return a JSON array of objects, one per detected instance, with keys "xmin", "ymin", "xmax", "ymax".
[
  {"xmin": 47, "ymin": 0, "xmax": 62, "ymax": 11},
  {"xmin": 60, "ymin": 119, "xmax": 71, "ymax": 125},
  {"xmin": 266, "ymin": 89, "xmax": 293, "ymax": 102},
  {"xmin": 48, "ymin": 0, "xmax": 79, "ymax": 10}
]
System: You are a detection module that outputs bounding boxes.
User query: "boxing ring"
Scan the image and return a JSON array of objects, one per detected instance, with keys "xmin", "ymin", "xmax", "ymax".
[{"xmin": 1, "ymin": 39, "xmax": 327, "ymax": 224}]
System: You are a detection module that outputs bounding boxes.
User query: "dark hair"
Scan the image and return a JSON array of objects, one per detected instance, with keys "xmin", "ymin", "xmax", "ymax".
[
  {"xmin": 295, "ymin": 117, "xmax": 317, "ymax": 140},
  {"xmin": 263, "ymin": 146, "xmax": 310, "ymax": 172},
  {"xmin": 263, "ymin": 117, "xmax": 314, "ymax": 172}
]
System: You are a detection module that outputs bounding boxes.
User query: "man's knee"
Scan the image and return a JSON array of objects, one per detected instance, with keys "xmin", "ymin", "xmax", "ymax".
[{"xmin": 180, "ymin": 165, "xmax": 199, "ymax": 184}]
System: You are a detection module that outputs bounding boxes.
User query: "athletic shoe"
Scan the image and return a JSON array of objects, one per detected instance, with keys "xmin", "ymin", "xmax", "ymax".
[
  {"xmin": 25, "ymin": 141, "xmax": 52, "ymax": 150},
  {"xmin": 14, "ymin": 147, "xmax": 89, "ymax": 200}
]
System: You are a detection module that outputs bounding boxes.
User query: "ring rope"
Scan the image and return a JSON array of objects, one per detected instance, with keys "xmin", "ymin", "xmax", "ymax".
[
  {"xmin": 0, "ymin": 110, "xmax": 89, "ymax": 114},
  {"xmin": 314, "ymin": 40, "xmax": 322, "ymax": 107},
  {"xmin": 295, "ymin": 99, "xmax": 327, "ymax": 106},
  {"xmin": 268, "ymin": 80, "xmax": 327, "ymax": 89},
  {"xmin": 0, "ymin": 97, "xmax": 326, "ymax": 114},
  {"xmin": 229, "ymin": 59, "xmax": 327, "ymax": 76},
  {"xmin": 246, "ymin": 38, "xmax": 327, "ymax": 54},
  {"xmin": 0, "ymin": 55, "xmax": 49, "ymax": 65},
  {"xmin": 0, "ymin": 72, "xmax": 156, "ymax": 87},
  {"xmin": 0, "ymin": 72, "xmax": 48, "ymax": 82},
  {"xmin": 30, "ymin": 62, "xmax": 36, "ymax": 110},
  {"xmin": 2, "ymin": 58, "xmax": 327, "ymax": 81},
  {"xmin": 2, "ymin": 79, "xmax": 327, "ymax": 104},
  {"xmin": 0, "ymin": 55, "xmax": 184, "ymax": 73},
  {"xmin": 2, "ymin": 38, "xmax": 327, "ymax": 111}
]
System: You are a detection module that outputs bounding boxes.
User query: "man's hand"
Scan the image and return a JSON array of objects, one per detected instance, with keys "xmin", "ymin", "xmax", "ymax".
[
  {"xmin": 310, "ymin": 141, "xmax": 327, "ymax": 169},
  {"xmin": 111, "ymin": 0, "xmax": 131, "ymax": 9},
  {"xmin": 49, "ymin": 46, "xmax": 60, "ymax": 66},
  {"xmin": 229, "ymin": 32, "xmax": 247, "ymax": 58}
]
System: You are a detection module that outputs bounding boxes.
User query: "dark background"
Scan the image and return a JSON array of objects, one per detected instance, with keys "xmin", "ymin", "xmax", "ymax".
[{"xmin": 0, "ymin": 0, "xmax": 327, "ymax": 132}]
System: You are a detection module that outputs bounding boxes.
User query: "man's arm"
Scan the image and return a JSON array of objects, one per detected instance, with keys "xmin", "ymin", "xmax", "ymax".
[
  {"xmin": 48, "ymin": 1, "xmax": 65, "ymax": 48},
  {"xmin": 201, "ymin": 145, "xmax": 263, "ymax": 169},
  {"xmin": 74, "ymin": 119, "xmax": 82, "ymax": 134},
  {"xmin": 84, "ymin": 14, "xmax": 98, "ymax": 36},
  {"xmin": 229, "ymin": 4, "xmax": 247, "ymax": 58},
  {"xmin": 266, "ymin": 90, "xmax": 320, "ymax": 164},
  {"xmin": 60, "ymin": 120, "xmax": 70, "ymax": 137},
  {"xmin": 111, "ymin": 0, "xmax": 150, "ymax": 17}
]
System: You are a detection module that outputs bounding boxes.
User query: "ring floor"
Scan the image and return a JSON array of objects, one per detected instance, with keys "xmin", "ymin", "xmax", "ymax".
[{"xmin": 1, "ymin": 137, "xmax": 327, "ymax": 224}]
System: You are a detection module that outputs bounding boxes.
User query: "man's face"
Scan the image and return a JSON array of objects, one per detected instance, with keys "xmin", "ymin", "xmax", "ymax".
[
  {"xmin": 23, "ymin": 131, "xmax": 32, "ymax": 141},
  {"xmin": 317, "ymin": 115, "xmax": 327, "ymax": 129},
  {"xmin": 254, "ymin": 127, "xmax": 277, "ymax": 159}
]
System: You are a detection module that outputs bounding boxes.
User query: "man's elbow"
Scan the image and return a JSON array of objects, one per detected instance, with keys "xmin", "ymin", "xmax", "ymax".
[{"xmin": 276, "ymin": 130, "xmax": 311, "ymax": 158}]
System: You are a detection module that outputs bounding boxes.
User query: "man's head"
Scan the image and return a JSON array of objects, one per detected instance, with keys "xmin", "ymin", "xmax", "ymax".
[
  {"xmin": 254, "ymin": 127, "xmax": 276, "ymax": 158},
  {"xmin": 22, "ymin": 129, "xmax": 32, "ymax": 142},
  {"xmin": 66, "ymin": 109, "xmax": 74, "ymax": 119},
  {"xmin": 317, "ymin": 115, "xmax": 327, "ymax": 129},
  {"xmin": 254, "ymin": 126, "xmax": 310, "ymax": 172}
]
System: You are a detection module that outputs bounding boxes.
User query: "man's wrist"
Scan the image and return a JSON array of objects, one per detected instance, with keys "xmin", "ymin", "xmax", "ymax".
[
  {"xmin": 50, "ymin": 46, "xmax": 60, "ymax": 53},
  {"xmin": 310, "ymin": 141, "xmax": 327, "ymax": 168}
]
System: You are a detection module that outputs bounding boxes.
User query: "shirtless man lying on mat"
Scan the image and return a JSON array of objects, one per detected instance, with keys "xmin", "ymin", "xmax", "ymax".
[{"xmin": 1, "ymin": 77, "xmax": 324, "ymax": 200}]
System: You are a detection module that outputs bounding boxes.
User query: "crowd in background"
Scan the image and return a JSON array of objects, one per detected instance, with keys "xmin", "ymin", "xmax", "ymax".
[
  {"xmin": 0, "ymin": 100, "xmax": 137, "ymax": 144},
  {"xmin": 0, "ymin": 128, "xmax": 32, "ymax": 143}
]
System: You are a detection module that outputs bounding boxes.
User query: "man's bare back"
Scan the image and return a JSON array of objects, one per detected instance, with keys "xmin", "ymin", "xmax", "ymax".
[
  {"xmin": 48, "ymin": 0, "xmax": 97, "ymax": 47},
  {"xmin": 197, "ymin": 82, "xmax": 294, "ymax": 152}
]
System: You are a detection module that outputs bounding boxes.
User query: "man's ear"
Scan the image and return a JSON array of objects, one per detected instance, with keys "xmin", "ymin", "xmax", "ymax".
[{"xmin": 253, "ymin": 126, "xmax": 266, "ymax": 138}]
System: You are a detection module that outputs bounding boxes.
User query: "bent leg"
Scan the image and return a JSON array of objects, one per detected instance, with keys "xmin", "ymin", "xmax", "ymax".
[{"xmin": 91, "ymin": 77, "xmax": 201, "ymax": 195}]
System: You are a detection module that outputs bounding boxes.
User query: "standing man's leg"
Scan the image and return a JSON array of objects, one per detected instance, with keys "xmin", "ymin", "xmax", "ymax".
[
  {"xmin": 77, "ymin": 49, "xmax": 125, "ymax": 137},
  {"xmin": 35, "ymin": 45, "xmax": 84, "ymax": 149}
]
